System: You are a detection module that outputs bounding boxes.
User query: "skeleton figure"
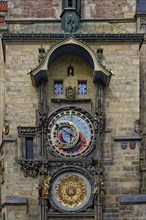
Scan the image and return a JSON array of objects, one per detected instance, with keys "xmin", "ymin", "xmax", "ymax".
[
  {"xmin": 92, "ymin": 182, "xmax": 106, "ymax": 201},
  {"xmin": 36, "ymin": 110, "xmax": 48, "ymax": 131}
]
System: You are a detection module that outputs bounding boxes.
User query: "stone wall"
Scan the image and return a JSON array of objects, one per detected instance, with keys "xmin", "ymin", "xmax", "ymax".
[
  {"xmin": 0, "ymin": 39, "xmax": 141, "ymax": 220},
  {"xmin": 101, "ymin": 43, "xmax": 139, "ymax": 136},
  {"xmin": 8, "ymin": 0, "xmax": 61, "ymax": 19},
  {"xmin": 4, "ymin": 42, "xmax": 40, "ymax": 136},
  {"xmin": 83, "ymin": 0, "xmax": 136, "ymax": 19},
  {"xmin": 120, "ymin": 204, "xmax": 146, "ymax": 220},
  {"xmin": 137, "ymin": 15, "xmax": 146, "ymax": 191},
  {"xmin": 140, "ymin": 43, "xmax": 146, "ymax": 151},
  {"xmin": 139, "ymin": 40, "xmax": 146, "ymax": 191},
  {"xmin": 104, "ymin": 141, "xmax": 140, "ymax": 219},
  {"xmin": 1, "ymin": 142, "xmax": 39, "ymax": 219},
  {"xmin": 7, "ymin": 0, "xmax": 136, "ymax": 19},
  {"xmin": 104, "ymin": 204, "xmax": 146, "ymax": 220},
  {"xmin": 0, "ymin": 38, "xmax": 5, "ymax": 145}
]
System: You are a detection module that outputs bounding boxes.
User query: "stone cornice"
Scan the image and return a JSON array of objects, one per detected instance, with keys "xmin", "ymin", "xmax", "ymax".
[
  {"xmin": 2, "ymin": 33, "xmax": 144, "ymax": 42},
  {"xmin": 5, "ymin": 18, "xmax": 136, "ymax": 24},
  {"xmin": 113, "ymin": 135, "xmax": 142, "ymax": 141}
]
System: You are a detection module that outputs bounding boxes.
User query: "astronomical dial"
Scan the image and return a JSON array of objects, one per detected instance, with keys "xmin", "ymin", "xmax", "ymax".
[
  {"xmin": 52, "ymin": 120, "xmax": 79, "ymax": 149},
  {"xmin": 47, "ymin": 107, "xmax": 95, "ymax": 157}
]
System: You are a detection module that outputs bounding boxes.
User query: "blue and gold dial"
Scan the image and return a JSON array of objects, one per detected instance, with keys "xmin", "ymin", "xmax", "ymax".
[{"xmin": 48, "ymin": 107, "xmax": 95, "ymax": 157}]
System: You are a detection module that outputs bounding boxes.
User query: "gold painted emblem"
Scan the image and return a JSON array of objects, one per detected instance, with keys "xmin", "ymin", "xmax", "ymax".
[{"xmin": 55, "ymin": 174, "xmax": 88, "ymax": 208}]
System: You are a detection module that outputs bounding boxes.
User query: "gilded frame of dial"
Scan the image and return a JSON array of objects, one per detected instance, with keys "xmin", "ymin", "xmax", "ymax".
[{"xmin": 47, "ymin": 106, "xmax": 95, "ymax": 158}]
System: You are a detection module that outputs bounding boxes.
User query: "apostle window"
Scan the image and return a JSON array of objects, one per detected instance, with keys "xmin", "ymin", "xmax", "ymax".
[
  {"xmin": 54, "ymin": 81, "xmax": 63, "ymax": 94},
  {"xmin": 78, "ymin": 81, "xmax": 87, "ymax": 95}
]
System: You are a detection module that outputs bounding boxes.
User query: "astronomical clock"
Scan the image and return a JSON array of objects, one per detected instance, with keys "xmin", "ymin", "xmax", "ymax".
[
  {"xmin": 47, "ymin": 106, "xmax": 97, "ymax": 217},
  {"xmin": 16, "ymin": 3, "xmax": 109, "ymax": 217},
  {"xmin": 47, "ymin": 106, "xmax": 95, "ymax": 158},
  {"xmin": 16, "ymin": 34, "xmax": 108, "ymax": 218}
]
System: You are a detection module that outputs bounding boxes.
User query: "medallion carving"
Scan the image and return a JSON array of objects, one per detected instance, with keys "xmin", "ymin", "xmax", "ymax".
[
  {"xmin": 66, "ymin": 86, "xmax": 76, "ymax": 99},
  {"xmin": 50, "ymin": 171, "xmax": 92, "ymax": 212},
  {"xmin": 55, "ymin": 174, "xmax": 87, "ymax": 208}
]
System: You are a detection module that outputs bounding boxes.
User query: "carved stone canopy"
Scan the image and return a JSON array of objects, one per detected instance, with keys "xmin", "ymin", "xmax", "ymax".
[{"xmin": 29, "ymin": 37, "xmax": 112, "ymax": 87}]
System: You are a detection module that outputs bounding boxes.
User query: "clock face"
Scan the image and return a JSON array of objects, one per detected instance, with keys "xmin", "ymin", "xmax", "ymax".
[{"xmin": 47, "ymin": 107, "xmax": 95, "ymax": 157}]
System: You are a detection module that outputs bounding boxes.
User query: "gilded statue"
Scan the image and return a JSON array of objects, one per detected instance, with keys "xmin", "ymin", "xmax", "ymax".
[
  {"xmin": 43, "ymin": 177, "xmax": 51, "ymax": 198},
  {"xmin": 37, "ymin": 177, "xmax": 51, "ymax": 199}
]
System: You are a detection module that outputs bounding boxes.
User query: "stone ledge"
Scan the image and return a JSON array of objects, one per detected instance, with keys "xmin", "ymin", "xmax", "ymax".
[
  {"xmin": 48, "ymin": 213, "xmax": 94, "ymax": 217},
  {"xmin": 2, "ymin": 33, "xmax": 144, "ymax": 42},
  {"xmin": 0, "ymin": 137, "xmax": 16, "ymax": 148},
  {"xmin": 103, "ymin": 213, "xmax": 119, "ymax": 219},
  {"xmin": 113, "ymin": 135, "xmax": 142, "ymax": 141},
  {"xmin": 141, "ymin": 166, "xmax": 146, "ymax": 171},
  {"xmin": 5, "ymin": 18, "xmax": 135, "ymax": 24},
  {"xmin": 51, "ymin": 98, "xmax": 91, "ymax": 103},
  {"xmin": 120, "ymin": 194, "xmax": 146, "ymax": 204},
  {"xmin": 2, "ymin": 137, "xmax": 16, "ymax": 142},
  {"xmin": 2, "ymin": 197, "xmax": 28, "ymax": 207}
]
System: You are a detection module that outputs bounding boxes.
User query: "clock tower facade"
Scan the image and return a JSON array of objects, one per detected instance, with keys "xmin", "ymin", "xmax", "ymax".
[{"xmin": 0, "ymin": 1, "xmax": 146, "ymax": 220}]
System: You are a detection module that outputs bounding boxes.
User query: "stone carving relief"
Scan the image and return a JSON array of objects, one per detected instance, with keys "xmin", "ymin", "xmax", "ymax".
[
  {"xmin": 140, "ymin": 17, "xmax": 146, "ymax": 29},
  {"xmin": 2, "ymin": 121, "xmax": 9, "ymax": 136},
  {"xmin": 67, "ymin": 14, "xmax": 76, "ymax": 32},
  {"xmin": 66, "ymin": 86, "xmax": 76, "ymax": 99}
]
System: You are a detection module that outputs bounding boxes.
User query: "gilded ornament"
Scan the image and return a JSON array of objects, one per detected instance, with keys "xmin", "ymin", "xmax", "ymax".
[{"xmin": 55, "ymin": 174, "xmax": 87, "ymax": 208}]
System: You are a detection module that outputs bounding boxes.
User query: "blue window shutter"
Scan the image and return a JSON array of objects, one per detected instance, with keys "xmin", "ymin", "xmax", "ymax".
[{"xmin": 26, "ymin": 137, "xmax": 34, "ymax": 159}]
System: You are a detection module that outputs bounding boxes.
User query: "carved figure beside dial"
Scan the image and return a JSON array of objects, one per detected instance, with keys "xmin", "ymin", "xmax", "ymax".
[{"xmin": 47, "ymin": 107, "xmax": 95, "ymax": 157}]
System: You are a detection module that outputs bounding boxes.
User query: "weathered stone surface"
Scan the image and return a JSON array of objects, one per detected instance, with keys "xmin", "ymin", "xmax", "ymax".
[
  {"xmin": 8, "ymin": 0, "xmax": 60, "ymax": 18},
  {"xmin": 0, "ymin": 38, "xmax": 5, "ymax": 145},
  {"xmin": 7, "ymin": 0, "xmax": 136, "ymax": 19},
  {"xmin": 83, "ymin": 0, "xmax": 136, "ymax": 19}
]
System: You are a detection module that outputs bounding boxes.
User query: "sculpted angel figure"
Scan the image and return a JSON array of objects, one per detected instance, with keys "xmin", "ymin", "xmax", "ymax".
[{"xmin": 43, "ymin": 177, "xmax": 51, "ymax": 198}]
